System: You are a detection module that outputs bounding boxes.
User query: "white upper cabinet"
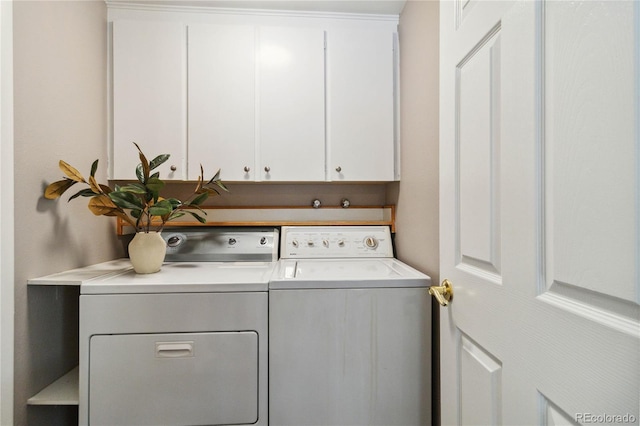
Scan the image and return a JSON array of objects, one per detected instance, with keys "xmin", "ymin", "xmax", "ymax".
[
  {"xmin": 188, "ymin": 24, "xmax": 256, "ymax": 182},
  {"xmin": 326, "ymin": 29, "xmax": 396, "ymax": 181},
  {"xmin": 108, "ymin": 6, "xmax": 399, "ymax": 182},
  {"xmin": 257, "ymin": 26, "xmax": 326, "ymax": 182},
  {"xmin": 111, "ymin": 20, "xmax": 186, "ymax": 180}
]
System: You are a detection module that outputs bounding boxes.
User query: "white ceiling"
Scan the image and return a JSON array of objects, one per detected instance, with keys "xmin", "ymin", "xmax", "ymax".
[{"xmin": 110, "ymin": 0, "xmax": 408, "ymax": 15}]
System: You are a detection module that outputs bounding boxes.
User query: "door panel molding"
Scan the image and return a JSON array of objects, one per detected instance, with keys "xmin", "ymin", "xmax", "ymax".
[
  {"xmin": 538, "ymin": 0, "xmax": 639, "ymax": 331},
  {"xmin": 459, "ymin": 334, "xmax": 502, "ymax": 425},
  {"xmin": 538, "ymin": 392, "xmax": 579, "ymax": 426},
  {"xmin": 455, "ymin": 23, "xmax": 502, "ymax": 283}
]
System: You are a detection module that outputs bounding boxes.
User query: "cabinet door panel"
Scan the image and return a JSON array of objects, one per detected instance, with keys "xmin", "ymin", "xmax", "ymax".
[
  {"xmin": 258, "ymin": 27, "xmax": 325, "ymax": 181},
  {"xmin": 111, "ymin": 20, "xmax": 186, "ymax": 180},
  {"xmin": 188, "ymin": 24, "xmax": 256, "ymax": 181},
  {"xmin": 327, "ymin": 29, "xmax": 395, "ymax": 181}
]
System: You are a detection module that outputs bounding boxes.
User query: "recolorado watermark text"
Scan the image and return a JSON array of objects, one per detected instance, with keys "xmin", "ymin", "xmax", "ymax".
[{"xmin": 575, "ymin": 413, "xmax": 637, "ymax": 424}]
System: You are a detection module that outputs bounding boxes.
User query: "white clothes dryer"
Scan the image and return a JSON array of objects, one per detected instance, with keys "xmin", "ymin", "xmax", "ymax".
[
  {"xmin": 79, "ymin": 227, "xmax": 278, "ymax": 426},
  {"xmin": 269, "ymin": 226, "xmax": 432, "ymax": 426}
]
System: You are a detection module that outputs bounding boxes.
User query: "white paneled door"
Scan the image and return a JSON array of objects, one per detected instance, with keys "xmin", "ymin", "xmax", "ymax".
[{"xmin": 439, "ymin": 1, "xmax": 639, "ymax": 424}]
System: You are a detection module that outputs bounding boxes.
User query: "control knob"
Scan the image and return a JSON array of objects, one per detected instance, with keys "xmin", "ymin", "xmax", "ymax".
[{"xmin": 364, "ymin": 236, "xmax": 378, "ymax": 249}]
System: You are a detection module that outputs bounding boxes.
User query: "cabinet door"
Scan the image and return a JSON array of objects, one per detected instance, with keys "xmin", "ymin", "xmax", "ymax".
[
  {"xmin": 111, "ymin": 20, "xmax": 186, "ymax": 180},
  {"xmin": 188, "ymin": 24, "xmax": 256, "ymax": 181},
  {"xmin": 258, "ymin": 27, "xmax": 325, "ymax": 181},
  {"xmin": 327, "ymin": 29, "xmax": 396, "ymax": 181}
]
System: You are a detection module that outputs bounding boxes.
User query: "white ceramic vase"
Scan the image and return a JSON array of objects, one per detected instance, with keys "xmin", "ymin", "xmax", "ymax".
[{"xmin": 128, "ymin": 231, "xmax": 167, "ymax": 274}]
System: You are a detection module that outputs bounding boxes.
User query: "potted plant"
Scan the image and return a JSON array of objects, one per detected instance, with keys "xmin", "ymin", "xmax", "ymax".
[{"xmin": 44, "ymin": 143, "xmax": 228, "ymax": 273}]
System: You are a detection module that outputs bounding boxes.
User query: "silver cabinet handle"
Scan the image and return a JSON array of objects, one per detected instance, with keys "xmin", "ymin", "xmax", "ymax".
[
  {"xmin": 264, "ymin": 166, "xmax": 271, "ymax": 173},
  {"xmin": 335, "ymin": 166, "xmax": 342, "ymax": 173},
  {"xmin": 170, "ymin": 165, "xmax": 177, "ymax": 172},
  {"xmin": 244, "ymin": 166, "xmax": 250, "ymax": 173}
]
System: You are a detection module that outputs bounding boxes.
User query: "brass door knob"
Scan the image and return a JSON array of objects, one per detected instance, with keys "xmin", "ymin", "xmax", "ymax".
[{"xmin": 429, "ymin": 279, "xmax": 454, "ymax": 307}]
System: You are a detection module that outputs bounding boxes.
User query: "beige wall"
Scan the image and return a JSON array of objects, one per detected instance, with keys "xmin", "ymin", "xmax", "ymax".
[
  {"xmin": 13, "ymin": 1, "xmax": 119, "ymax": 424},
  {"xmin": 390, "ymin": 0, "xmax": 439, "ymax": 281},
  {"xmin": 389, "ymin": 1, "xmax": 440, "ymax": 423}
]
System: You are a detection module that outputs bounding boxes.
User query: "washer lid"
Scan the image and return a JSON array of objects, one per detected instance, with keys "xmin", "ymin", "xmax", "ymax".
[
  {"xmin": 81, "ymin": 262, "xmax": 275, "ymax": 294},
  {"xmin": 269, "ymin": 259, "xmax": 431, "ymax": 289}
]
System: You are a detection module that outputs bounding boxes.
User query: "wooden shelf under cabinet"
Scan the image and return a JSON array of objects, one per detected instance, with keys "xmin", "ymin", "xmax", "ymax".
[{"xmin": 115, "ymin": 205, "xmax": 396, "ymax": 235}]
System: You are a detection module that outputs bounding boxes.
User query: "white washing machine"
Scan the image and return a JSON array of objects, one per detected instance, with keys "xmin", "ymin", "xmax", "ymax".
[
  {"xmin": 269, "ymin": 226, "xmax": 432, "ymax": 426},
  {"xmin": 79, "ymin": 227, "xmax": 278, "ymax": 426}
]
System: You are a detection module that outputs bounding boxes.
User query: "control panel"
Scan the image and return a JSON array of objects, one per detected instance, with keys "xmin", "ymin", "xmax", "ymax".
[
  {"xmin": 162, "ymin": 227, "xmax": 279, "ymax": 262},
  {"xmin": 280, "ymin": 226, "xmax": 394, "ymax": 259}
]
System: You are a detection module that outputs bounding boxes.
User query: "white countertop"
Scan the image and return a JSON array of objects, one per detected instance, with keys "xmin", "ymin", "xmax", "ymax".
[
  {"xmin": 28, "ymin": 259, "xmax": 134, "ymax": 286},
  {"xmin": 29, "ymin": 259, "xmax": 276, "ymax": 294}
]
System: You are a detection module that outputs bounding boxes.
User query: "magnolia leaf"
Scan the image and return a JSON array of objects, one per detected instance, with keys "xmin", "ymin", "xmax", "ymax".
[
  {"xmin": 145, "ymin": 177, "xmax": 164, "ymax": 193},
  {"xmin": 59, "ymin": 160, "xmax": 85, "ymax": 183},
  {"xmin": 186, "ymin": 210, "xmax": 207, "ymax": 224},
  {"xmin": 134, "ymin": 142, "xmax": 151, "ymax": 181},
  {"xmin": 200, "ymin": 187, "xmax": 221, "ymax": 196},
  {"xmin": 187, "ymin": 204, "xmax": 206, "ymax": 215},
  {"xmin": 90, "ymin": 159, "xmax": 99, "ymax": 177},
  {"xmin": 99, "ymin": 184, "xmax": 112, "ymax": 194},
  {"xmin": 88, "ymin": 176, "xmax": 102, "ymax": 194},
  {"xmin": 187, "ymin": 192, "xmax": 209, "ymax": 206},
  {"xmin": 88, "ymin": 195, "xmax": 118, "ymax": 216},
  {"xmin": 68, "ymin": 188, "xmax": 96, "ymax": 201},
  {"xmin": 149, "ymin": 199, "xmax": 173, "ymax": 216},
  {"xmin": 194, "ymin": 172, "xmax": 203, "ymax": 194},
  {"xmin": 119, "ymin": 183, "xmax": 147, "ymax": 194},
  {"xmin": 109, "ymin": 191, "xmax": 145, "ymax": 210},
  {"xmin": 135, "ymin": 164, "xmax": 145, "ymax": 184},
  {"xmin": 167, "ymin": 211, "xmax": 186, "ymax": 221},
  {"xmin": 214, "ymin": 179, "xmax": 229, "ymax": 192},
  {"xmin": 207, "ymin": 169, "xmax": 221, "ymax": 185},
  {"xmin": 44, "ymin": 179, "xmax": 76, "ymax": 199},
  {"xmin": 150, "ymin": 171, "xmax": 160, "ymax": 179},
  {"xmin": 130, "ymin": 209, "xmax": 142, "ymax": 219},
  {"xmin": 149, "ymin": 154, "xmax": 170, "ymax": 171}
]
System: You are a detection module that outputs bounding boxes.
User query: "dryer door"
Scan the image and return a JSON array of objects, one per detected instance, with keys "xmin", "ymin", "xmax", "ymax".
[{"xmin": 88, "ymin": 331, "xmax": 258, "ymax": 426}]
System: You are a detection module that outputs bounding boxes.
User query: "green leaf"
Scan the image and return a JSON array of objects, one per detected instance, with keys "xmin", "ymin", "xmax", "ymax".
[
  {"xmin": 135, "ymin": 164, "xmax": 145, "ymax": 183},
  {"xmin": 167, "ymin": 211, "xmax": 186, "ymax": 221},
  {"xmin": 207, "ymin": 169, "xmax": 221, "ymax": 185},
  {"xmin": 214, "ymin": 179, "xmax": 229, "ymax": 192},
  {"xmin": 130, "ymin": 209, "xmax": 141, "ymax": 219},
  {"xmin": 119, "ymin": 183, "xmax": 147, "ymax": 194},
  {"xmin": 90, "ymin": 159, "xmax": 99, "ymax": 177},
  {"xmin": 145, "ymin": 177, "xmax": 165, "ymax": 193},
  {"xmin": 44, "ymin": 179, "xmax": 76, "ymax": 199},
  {"xmin": 108, "ymin": 191, "xmax": 144, "ymax": 210},
  {"xmin": 148, "ymin": 199, "xmax": 174, "ymax": 216},
  {"xmin": 187, "ymin": 192, "xmax": 209, "ymax": 206},
  {"xmin": 186, "ymin": 211, "xmax": 207, "ymax": 224},
  {"xmin": 68, "ymin": 188, "xmax": 97, "ymax": 201},
  {"xmin": 150, "ymin": 171, "xmax": 160, "ymax": 179},
  {"xmin": 149, "ymin": 154, "xmax": 170, "ymax": 171},
  {"xmin": 165, "ymin": 198, "xmax": 181, "ymax": 208}
]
